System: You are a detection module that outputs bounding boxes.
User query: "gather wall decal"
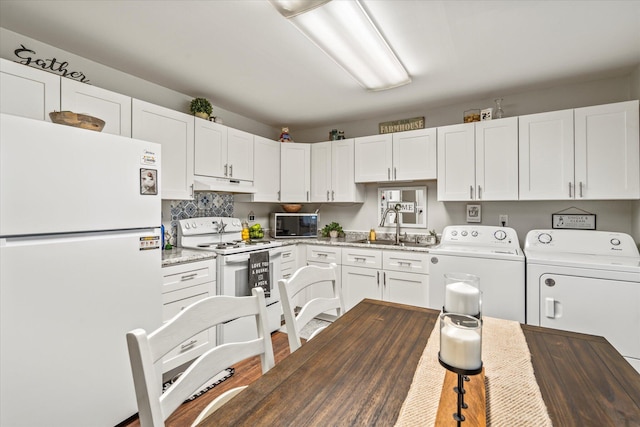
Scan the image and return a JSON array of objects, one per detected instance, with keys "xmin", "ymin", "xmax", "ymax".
[{"xmin": 13, "ymin": 44, "xmax": 91, "ymax": 83}]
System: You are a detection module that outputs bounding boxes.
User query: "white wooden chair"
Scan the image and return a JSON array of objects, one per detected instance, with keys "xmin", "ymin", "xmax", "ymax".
[
  {"xmin": 126, "ymin": 287, "xmax": 275, "ymax": 427},
  {"xmin": 278, "ymin": 263, "xmax": 344, "ymax": 352}
]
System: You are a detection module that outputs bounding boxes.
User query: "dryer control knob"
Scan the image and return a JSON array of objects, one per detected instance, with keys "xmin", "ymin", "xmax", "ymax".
[
  {"xmin": 461, "ymin": 231, "xmax": 468, "ymax": 236},
  {"xmin": 451, "ymin": 231, "xmax": 458, "ymax": 236},
  {"xmin": 494, "ymin": 230, "xmax": 507, "ymax": 240},
  {"xmin": 538, "ymin": 233, "xmax": 552, "ymax": 244},
  {"xmin": 471, "ymin": 231, "xmax": 478, "ymax": 237},
  {"xmin": 611, "ymin": 238, "xmax": 621, "ymax": 246}
]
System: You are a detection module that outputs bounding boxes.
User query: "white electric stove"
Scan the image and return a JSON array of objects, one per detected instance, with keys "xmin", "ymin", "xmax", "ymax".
[{"xmin": 177, "ymin": 217, "xmax": 284, "ymax": 344}]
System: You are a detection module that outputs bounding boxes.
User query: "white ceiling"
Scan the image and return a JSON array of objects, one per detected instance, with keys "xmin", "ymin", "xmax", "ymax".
[{"xmin": 1, "ymin": 0, "xmax": 639, "ymax": 130}]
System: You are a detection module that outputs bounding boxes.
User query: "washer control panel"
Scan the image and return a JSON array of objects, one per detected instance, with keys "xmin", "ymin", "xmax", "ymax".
[{"xmin": 440, "ymin": 225, "xmax": 520, "ymax": 248}]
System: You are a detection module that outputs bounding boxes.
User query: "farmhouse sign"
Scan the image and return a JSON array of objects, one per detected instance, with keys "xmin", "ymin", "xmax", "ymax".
[
  {"xmin": 379, "ymin": 116, "xmax": 425, "ymax": 134},
  {"xmin": 249, "ymin": 251, "xmax": 270, "ymax": 297},
  {"xmin": 13, "ymin": 44, "xmax": 91, "ymax": 83}
]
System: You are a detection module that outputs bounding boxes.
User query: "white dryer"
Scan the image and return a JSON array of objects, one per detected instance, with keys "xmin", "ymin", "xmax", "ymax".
[
  {"xmin": 525, "ymin": 229, "xmax": 640, "ymax": 373},
  {"xmin": 429, "ymin": 225, "xmax": 525, "ymax": 322}
]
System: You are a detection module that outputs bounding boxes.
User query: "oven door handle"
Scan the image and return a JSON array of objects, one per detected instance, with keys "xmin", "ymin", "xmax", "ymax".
[{"xmin": 223, "ymin": 250, "xmax": 282, "ymax": 264}]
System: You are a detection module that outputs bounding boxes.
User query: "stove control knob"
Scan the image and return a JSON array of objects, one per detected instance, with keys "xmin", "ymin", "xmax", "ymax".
[
  {"xmin": 191, "ymin": 222, "xmax": 197, "ymax": 228},
  {"xmin": 494, "ymin": 230, "xmax": 507, "ymax": 240},
  {"xmin": 184, "ymin": 223, "xmax": 190, "ymax": 229},
  {"xmin": 461, "ymin": 231, "xmax": 468, "ymax": 236},
  {"xmin": 538, "ymin": 233, "xmax": 552, "ymax": 244},
  {"xmin": 451, "ymin": 231, "xmax": 458, "ymax": 237},
  {"xmin": 471, "ymin": 231, "xmax": 478, "ymax": 237},
  {"xmin": 611, "ymin": 238, "xmax": 621, "ymax": 246}
]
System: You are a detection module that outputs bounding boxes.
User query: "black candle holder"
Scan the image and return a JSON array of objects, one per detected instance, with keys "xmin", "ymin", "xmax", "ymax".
[{"xmin": 438, "ymin": 354, "xmax": 483, "ymax": 426}]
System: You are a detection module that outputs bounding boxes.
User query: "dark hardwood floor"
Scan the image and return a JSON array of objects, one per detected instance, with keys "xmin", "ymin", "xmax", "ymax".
[{"xmin": 122, "ymin": 331, "xmax": 293, "ymax": 427}]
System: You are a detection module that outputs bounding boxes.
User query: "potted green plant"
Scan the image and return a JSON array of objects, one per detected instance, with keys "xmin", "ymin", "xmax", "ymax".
[
  {"xmin": 190, "ymin": 97, "xmax": 212, "ymax": 119},
  {"xmin": 321, "ymin": 222, "xmax": 343, "ymax": 238}
]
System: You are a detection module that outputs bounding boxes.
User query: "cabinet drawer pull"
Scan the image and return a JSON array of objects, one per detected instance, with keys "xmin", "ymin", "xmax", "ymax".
[
  {"xmin": 327, "ymin": 190, "xmax": 330, "ymax": 201},
  {"xmin": 470, "ymin": 185, "xmax": 474, "ymax": 199},
  {"xmin": 283, "ymin": 253, "xmax": 291, "ymax": 258},
  {"xmin": 224, "ymin": 164, "xmax": 228, "ymax": 177},
  {"xmin": 181, "ymin": 339, "xmax": 198, "ymax": 350},
  {"xmin": 354, "ymin": 257, "xmax": 366, "ymax": 263},
  {"xmin": 579, "ymin": 181, "xmax": 583, "ymax": 198},
  {"xmin": 283, "ymin": 273, "xmax": 291, "ymax": 279},
  {"xmin": 317, "ymin": 253, "xmax": 329, "ymax": 258},
  {"xmin": 398, "ymin": 261, "xmax": 413, "ymax": 267},
  {"xmin": 477, "ymin": 185, "xmax": 482, "ymax": 199},
  {"xmin": 393, "ymin": 167, "xmax": 397, "ymax": 180},
  {"xmin": 387, "ymin": 168, "xmax": 391, "ymax": 180},
  {"xmin": 229, "ymin": 164, "xmax": 233, "ymax": 177},
  {"xmin": 331, "ymin": 190, "xmax": 335, "ymax": 201},
  {"xmin": 568, "ymin": 182, "xmax": 572, "ymax": 198},
  {"xmin": 180, "ymin": 273, "xmax": 198, "ymax": 281}
]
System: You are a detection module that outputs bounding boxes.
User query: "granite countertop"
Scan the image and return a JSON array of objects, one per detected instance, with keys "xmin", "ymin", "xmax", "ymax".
[
  {"xmin": 161, "ymin": 247, "xmax": 216, "ymax": 267},
  {"xmin": 162, "ymin": 237, "xmax": 434, "ymax": 267}
]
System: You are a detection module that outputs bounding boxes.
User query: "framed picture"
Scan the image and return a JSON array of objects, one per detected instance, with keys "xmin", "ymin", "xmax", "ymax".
[
  {"xmin": 466, "ymin": 204, "xmax": 481, "ymax": 223},
  {"xmin": 140, "ymin": 168, "xmax": 157, "ymax": 195}
]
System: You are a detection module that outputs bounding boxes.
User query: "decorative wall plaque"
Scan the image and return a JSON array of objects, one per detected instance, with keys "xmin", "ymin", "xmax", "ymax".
[{"xmin": 379, "ymin": 116, "xmax": 425, "ymax": 134}]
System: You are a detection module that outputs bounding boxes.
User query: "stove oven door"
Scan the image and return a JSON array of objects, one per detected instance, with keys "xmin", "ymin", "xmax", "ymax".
[{"xmin": 218, "ymin": 248, "xmax": 282, "ymax": 344}]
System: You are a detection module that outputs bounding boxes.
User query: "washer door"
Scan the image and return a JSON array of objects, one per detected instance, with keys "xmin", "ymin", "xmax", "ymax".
[{"xmin": 540, "ymin": 273, "xmax": 640, "ymax": 360}]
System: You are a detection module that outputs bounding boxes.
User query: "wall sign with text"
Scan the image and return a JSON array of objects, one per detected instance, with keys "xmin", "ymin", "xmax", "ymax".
[
  {"xmin": 13, "ymin": 44, "xmax": 91, "ymax": 83},
  {"xmin": 552, "ymin": 214, "xmax": 596, "ymax": 230}
]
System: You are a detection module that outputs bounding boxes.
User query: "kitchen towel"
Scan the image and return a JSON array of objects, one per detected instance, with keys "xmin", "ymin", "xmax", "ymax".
[
  {"xmin": 249, "ymin": 251, "xmax": 270, "ymax": 297},
  {"xmin": 395, "ymin": 316, "xmax": 552, "ymax": 427}
]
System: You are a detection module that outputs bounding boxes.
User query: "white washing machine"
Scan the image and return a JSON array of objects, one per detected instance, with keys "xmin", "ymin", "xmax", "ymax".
[
  {"xmin": 525, "ymin": 229, "xmax": 640, "ymax": 373},
  {"xmin": 429, "ymin": 225, "xmax": 525, "ymax": 322}
]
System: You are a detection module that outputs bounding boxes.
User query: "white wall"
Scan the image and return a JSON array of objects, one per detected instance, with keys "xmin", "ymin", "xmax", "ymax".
[
  {"xmin": 0, "ymin": 27, "xmax": 279, "ymax": 139},
  {"xmin": 293, "ymin": 73, "xmax": 636, "ymax": 142}
]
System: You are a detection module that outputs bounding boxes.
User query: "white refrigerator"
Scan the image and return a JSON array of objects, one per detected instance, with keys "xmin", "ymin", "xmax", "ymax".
[{"xmin": 0, "ymin": 114, "xmax": 163, "ymax": 426}]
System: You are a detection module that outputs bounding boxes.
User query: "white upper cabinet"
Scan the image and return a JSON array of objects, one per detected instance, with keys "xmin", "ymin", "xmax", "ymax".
[
  {"xmin": 519, "ymin": 109, "xmax": 575, "ymax": 200},
  {"xmin": 61, "ymin": 78, "xmax": 132, "ymax": 137},
  {"xmin": 311, "ymin": 139, "xmax": 364, "ymax": 203},
  {"xmin": 132, "ymin": 99, "xmax": 194, "ymax": 200},
  {"xmin": 574, "ymin": 100, "xmax": 639, "ymax": 200},
  {"xmin": 354, "ymin": 133, "xmax": 392, "ymax": 182},
  {"xmin": 393, "ymin": 128, "xmax": 437, "ymax": 181},
  {"xmin": 252, "ymin": 136, "xmax": 281, "ymax": 202},
  {"xmin": 520, "ymin": 101, "xmax": 639, "ymax": 200},
  {"xmin": 437, "ymin": 118, "xmax": 519, "ymax": 201},
  {"xmin": 227, "ymin": 128, "xmax": 254, "ymax": 182},
  {"xmin": 194, "ymin": 120, "xmax": 253, "ymax": 182},
  {"xmin": 0, "ymin": 58, "xmax": 60, "ymax": 121},
  {"xmin": 281, "ymin": 143, "xmax": 310, "ymax": 203},
  {"xmin": 355, "ymin": 128, "xmax": 437, "ymax": 182},
  {"xmin": 474, "ymin": 117, "xmax": 519, "ymax": 200}
]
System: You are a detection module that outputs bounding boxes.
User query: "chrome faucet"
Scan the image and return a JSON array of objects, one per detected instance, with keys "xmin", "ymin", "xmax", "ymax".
[{"xmin": 379, "ymin": 204, "xmax": 401, "ymax": 245}]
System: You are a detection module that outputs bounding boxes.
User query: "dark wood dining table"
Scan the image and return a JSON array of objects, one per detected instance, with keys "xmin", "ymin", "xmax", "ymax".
[{"xmin": 203, "ymin": 299, "xmax": 640, "ymax": 426}]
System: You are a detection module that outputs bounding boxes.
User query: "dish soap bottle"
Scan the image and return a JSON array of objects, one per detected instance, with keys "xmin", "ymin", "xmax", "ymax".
[
  {"xmin": 242, "ymin": 221, "xmax": 250, "ymax": 241},
  {"xmin": 369, "ymin": 228, "xmax": 376, "ymax": 241}
]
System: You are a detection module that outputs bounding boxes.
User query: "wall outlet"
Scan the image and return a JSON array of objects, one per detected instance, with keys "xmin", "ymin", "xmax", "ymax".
[{"xmin": 499, "ymin": 214, "xmax": 509, "ymax": 227}]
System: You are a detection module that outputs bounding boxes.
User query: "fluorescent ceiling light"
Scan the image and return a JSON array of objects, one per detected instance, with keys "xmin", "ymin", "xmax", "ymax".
[{"xmin": 270, "ymin": 0, "xmax": 411, "ymax": 91}]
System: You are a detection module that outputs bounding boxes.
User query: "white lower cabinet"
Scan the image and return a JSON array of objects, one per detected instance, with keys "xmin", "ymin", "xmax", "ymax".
[
  {"xmin": 161, "ymin": 259, "xmax": 216, "ymax": 373},
  {"xmin": 304, "ymin": 245, "xmax": 341, "ymax": 318},
  {"xmin": 342, "ymin": 248, "xmax": 429, "ymax": 310}
]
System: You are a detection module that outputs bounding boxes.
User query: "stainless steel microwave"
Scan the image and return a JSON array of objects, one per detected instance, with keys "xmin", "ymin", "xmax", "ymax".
[{"xmin": 270, "ymin": 213, "xmax": 318, "ymax": 238}]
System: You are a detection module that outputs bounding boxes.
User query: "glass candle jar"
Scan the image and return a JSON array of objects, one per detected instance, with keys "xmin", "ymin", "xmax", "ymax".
[{"xmin": 439, "ymin": 312, "xmax": 482, "ymax": 371}]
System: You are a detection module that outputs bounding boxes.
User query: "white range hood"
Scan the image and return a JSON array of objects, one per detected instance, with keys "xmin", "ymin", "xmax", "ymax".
[{"xmin": 193, "ymin": 175, "xmax": 257, "ymax": 194}]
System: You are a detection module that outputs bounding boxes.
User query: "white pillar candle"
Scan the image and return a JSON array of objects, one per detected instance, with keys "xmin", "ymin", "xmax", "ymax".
[
  {"xmin": 440, "ymin": 323, "xmax": 482, "ymax": 370},
  {"xmin": 444, "ymin": 281, "xmax": 480, "ymax": 315}
]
